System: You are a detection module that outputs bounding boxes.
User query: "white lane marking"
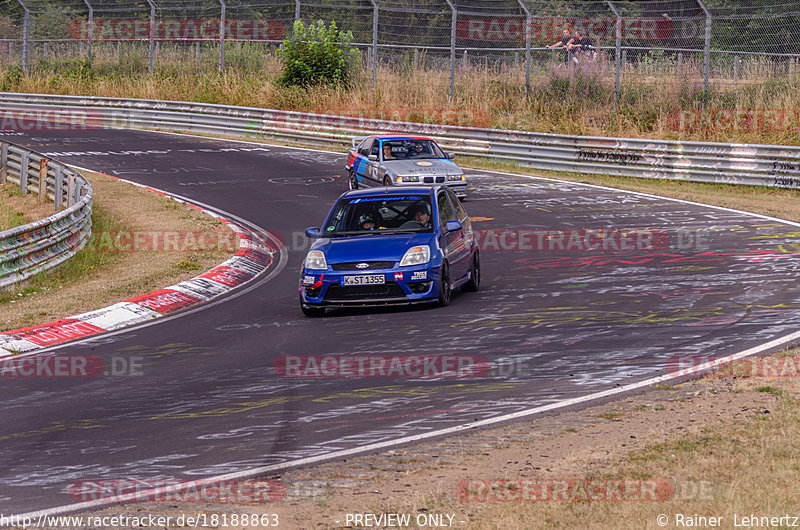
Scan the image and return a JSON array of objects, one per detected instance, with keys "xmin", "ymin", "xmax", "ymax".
[{"xmin": 12, "ymin": 328, "xmax": 800, "ymax": 520}]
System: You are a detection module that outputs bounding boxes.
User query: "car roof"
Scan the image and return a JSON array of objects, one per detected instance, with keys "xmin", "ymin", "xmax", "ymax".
[
  {"xmin": 370, "ymin": 135, "xmax": 433, "ymax": 142},
  {"xmin": 340, "ymin": 187, "xmax": 438, "ymax": 199}
]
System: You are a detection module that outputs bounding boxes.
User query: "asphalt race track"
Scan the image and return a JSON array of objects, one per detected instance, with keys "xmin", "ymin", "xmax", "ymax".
[{"xmin": 2, "ymin": 127, "xmax": 800, "ymax": 515}]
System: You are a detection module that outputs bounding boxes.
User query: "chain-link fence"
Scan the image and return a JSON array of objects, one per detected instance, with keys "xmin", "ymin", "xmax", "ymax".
[{"xmin": 1, "ymin": 1, "xmax": 799, "ymax": 107}]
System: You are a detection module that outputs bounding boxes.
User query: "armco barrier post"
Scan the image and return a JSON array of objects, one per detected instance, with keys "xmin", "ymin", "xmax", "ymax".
[
  {"xmin": 54, "ymin": 165, "xmax": 64, "ymax": 210},
  {"xmin": 38, "ymin": 158, "xmax": 47, "ymax": 203},
  {"xmin": 19, "ymin": 151, "xmax": 29, "ymax": 194},
  {"xmin": 67, "ymin": 173, "xmax": 76, "ymax": 207},
  {"xmin": 0, "ymin": 143, "xmax": 7, "ymax": 184}
]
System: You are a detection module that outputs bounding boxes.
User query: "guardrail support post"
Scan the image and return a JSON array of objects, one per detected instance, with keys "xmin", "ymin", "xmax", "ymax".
[
  {"xmin": 54, "ymin": 165, "xmax": 63, "ymax": 210},
  {"xmin": 38, "ymin": 158, "xmax": 47, "ymax": 203},
  {"xmin": 19, "ymin": 151, "xmax": 29, "ymax": 194},
  {"xmin": 67, "ymin": 173, "xmax": 76, "ymax": 207},
  {"xmin": 0, "ymin": 143, "xmax": 7, "ymax": 184}
]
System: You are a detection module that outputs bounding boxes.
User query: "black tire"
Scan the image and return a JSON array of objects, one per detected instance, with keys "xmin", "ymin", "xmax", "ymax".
[
  {"xmin": 383, "ymin": 175, "xmax": 392, "ymax": 187},
  {"xmin": 462, "ymin": 252, "xmax": 480, "ymax": 292},
  {"xmin": 437, "ymin": 261, "xmax": 451, "ymax": 307},
  {"xmin": 301, "ymin": 304, "xmax": 325, "ymax": 317},
  {"xmin": 348, "ymin": 170, "xmax": 358, "ymax": 190}
]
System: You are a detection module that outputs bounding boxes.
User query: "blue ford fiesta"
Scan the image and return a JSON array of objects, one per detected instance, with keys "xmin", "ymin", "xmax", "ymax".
[{"xmin": 299, "ymin": 186, "xmax": 480, "ymax": 316}]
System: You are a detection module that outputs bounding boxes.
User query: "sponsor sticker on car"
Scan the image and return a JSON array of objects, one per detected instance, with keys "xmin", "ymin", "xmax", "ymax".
[
  {"xmin": 302, "ymin": 275, "xmax": 316, "ymax": 286},
  {"xmin": 341, "ymin": 275, "xmax": 386, "ymax": 286},
  {"xmin": 411, "ymin": 271, "xmax": 428, "ymax": 280}
]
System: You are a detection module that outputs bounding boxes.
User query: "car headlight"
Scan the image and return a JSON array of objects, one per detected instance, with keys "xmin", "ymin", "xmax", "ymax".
[
  {"xmin": 399, "ymin": 245, "xmax": 431, "ymax": 267},
  {"xmin": 304, "ymin": 250, "xmax": 327, "ymax": 270},
  {"xmin": 448, "ymin": 174, "xmax": 466, "ymax": 181},
  {"xmin": 397, "ymin": 176, "xmax": 419, "ymax": 183}
]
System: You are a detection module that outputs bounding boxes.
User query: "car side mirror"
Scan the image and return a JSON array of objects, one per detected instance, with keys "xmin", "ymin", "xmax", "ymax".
[
  {"xmin": 368, "ymin": 154, "xmax": 378, "ymax": 161},
  {"xmin": 305, "ymin": 227, "xmax": 320, "ymax": 238},
  {"xmin": 448, "ymin": 152, "xmax": 456, "ymax": 160},
  {"xmin": 445, "ymin": 220, "xmax": 462, "ymax": 233}
]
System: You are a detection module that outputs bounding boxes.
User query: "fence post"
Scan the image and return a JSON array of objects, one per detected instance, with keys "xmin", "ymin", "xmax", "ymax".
[
  {"xmin": 54, "ymin": 164, "xmax": 63, "ymax": 210},
  {"xmin": 0, "ymin": 143, "xmax": 7, "ymax": 184},
  {"xmin": 444, "ymin": 0, "xmax": 456, "ymax": 102},
  {"xmin": 19, "ymin": 151, "xmax": 29, "ymax": 194},
  {"xmin": 517, "ymin": 0, "xmax": 531, "ymax": 93},
  {"xmin": 295, "ymin": 0, "xmax": 301, "ymax": 22},
  {"xmin": 696, "ymin": 0, "xmax": 712, "ymax": 111},
  {"xmin": 83, "ymin": 0, "xmax": 93, "ymax": 65},
  {"xmin": 606, "ymin": 2, "xmax": 622, "ymax": 113},
  {"xmin": 146, "ymin": 0, "xmax": 156, "ymax": 74},
  {"xmin": 218, "ymin": 0, "xmax": 226, "ymax": 73},
  {"xmin": 38, "ymin": 158, "xmax": 47, "ymax": 203},
  {"xmin": 733, "ymin": 55, "xmax": 739, "ymax": 86},
  {"xmin": 16, "ymin": 0, "xmax": 29, "ymax": 74},
  {"xmin": 370, "ymin": 0, "xmax": 378, "ymax": 90}
]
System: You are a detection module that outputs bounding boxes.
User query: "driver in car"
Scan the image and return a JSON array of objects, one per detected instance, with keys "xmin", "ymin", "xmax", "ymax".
[{"xmin": 400, "ymin": 204, "xmax": 432, "ymax": 229}]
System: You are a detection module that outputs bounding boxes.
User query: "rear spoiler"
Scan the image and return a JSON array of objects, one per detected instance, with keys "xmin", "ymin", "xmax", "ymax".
[{"xmin": 352, "ymin": 136, "xmax": 368, "ymax": 148}]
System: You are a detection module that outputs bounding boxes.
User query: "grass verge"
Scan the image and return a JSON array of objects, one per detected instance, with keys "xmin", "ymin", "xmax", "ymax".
[{"xmin": 0, "ymin": 170, "xmax": 235, "ymax": 332}]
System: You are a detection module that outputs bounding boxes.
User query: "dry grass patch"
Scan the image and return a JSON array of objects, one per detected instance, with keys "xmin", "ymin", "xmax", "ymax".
[
  {"xmin": 0, "ymin": 170, "xmax": 235, "ymax": 332},
  {"xmin": 0, "ymin": 180, "xmax": 58, "ymax": 231}
]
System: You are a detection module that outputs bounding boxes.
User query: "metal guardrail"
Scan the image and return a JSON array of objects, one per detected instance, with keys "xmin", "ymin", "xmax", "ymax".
[
  {"xmin": 2, "ymin": 91, "xmax": 800, "ymax": 190},
  {"xmin": 0, "ymin": 139, "xmax": 92, "ymax": 289}
]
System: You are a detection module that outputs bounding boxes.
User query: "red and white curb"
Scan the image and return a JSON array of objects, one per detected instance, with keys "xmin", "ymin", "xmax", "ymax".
[{"xmin": 0, "ymin": 173, "xmax": 277, "ymax": 357}]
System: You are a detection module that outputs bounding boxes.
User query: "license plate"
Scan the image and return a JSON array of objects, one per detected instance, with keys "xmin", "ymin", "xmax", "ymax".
[{"xmin": 342, "ymin": 275, "xmax": 385, "ymax": 286}]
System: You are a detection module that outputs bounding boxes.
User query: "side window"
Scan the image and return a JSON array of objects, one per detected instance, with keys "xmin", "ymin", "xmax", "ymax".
[
  {"xmin": 447, "ymin": 188, "xmax": 471, "ymax": 231},
  {"xmin": 370, "ymin": 142, "xmax": 380, "ymax": 156},
  {"xmin": 358, "ymin": 139, "xmax": 374, "ymax": 156},
  {"xmin": 437, "ymin": 191, "xmax": 457, "ymax": 229}
]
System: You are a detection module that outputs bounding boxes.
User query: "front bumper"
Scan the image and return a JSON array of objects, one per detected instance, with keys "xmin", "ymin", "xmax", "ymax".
[{"xmin": 299, "ymin": 265, "xmax": 439, "ymax": 307}]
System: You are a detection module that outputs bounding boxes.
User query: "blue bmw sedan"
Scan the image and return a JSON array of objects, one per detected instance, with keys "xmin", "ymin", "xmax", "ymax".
[{"xmin": 299, "ymin": 186, "xmax": 480, "ymax": 316}]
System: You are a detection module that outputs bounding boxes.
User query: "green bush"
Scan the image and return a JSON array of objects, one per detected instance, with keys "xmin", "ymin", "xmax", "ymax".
[{"xmin": 278, "ymin": 20, "xmax": 360, "ymax": 88}]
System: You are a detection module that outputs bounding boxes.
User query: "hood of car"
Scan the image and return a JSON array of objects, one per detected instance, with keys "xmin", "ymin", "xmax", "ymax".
[
  {"xmin": 312, "ymin": 232, "xmax": 435, "ymax": 264},
  {"xmin": 383, "ymin": 159, "xmax": 461, "ymax": 176}
]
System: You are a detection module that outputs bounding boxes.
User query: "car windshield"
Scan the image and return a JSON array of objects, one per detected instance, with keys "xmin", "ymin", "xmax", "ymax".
[
  {"xmin": 321, "ymin": 195, "xmax": 434, "ymax": 237},
  {"xmin": 382, "ymin": 139, "xmax": 446, "ymax": 160}
]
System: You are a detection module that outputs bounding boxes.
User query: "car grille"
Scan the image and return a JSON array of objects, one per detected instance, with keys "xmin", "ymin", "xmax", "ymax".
[
  {"xmin": 436, "ymin": 176, "xmax": 445, "ymax": 183},
  {"xmin": 423, "ymin": 176, "xmax": 434, "ymax": 183},
  {"xmin": 331, "ymin": 261, "xmax": 395, "ymax": 271},
  {"xmin": 324, "ymin": 281, "xmax": 406, "ymax": 302}
]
